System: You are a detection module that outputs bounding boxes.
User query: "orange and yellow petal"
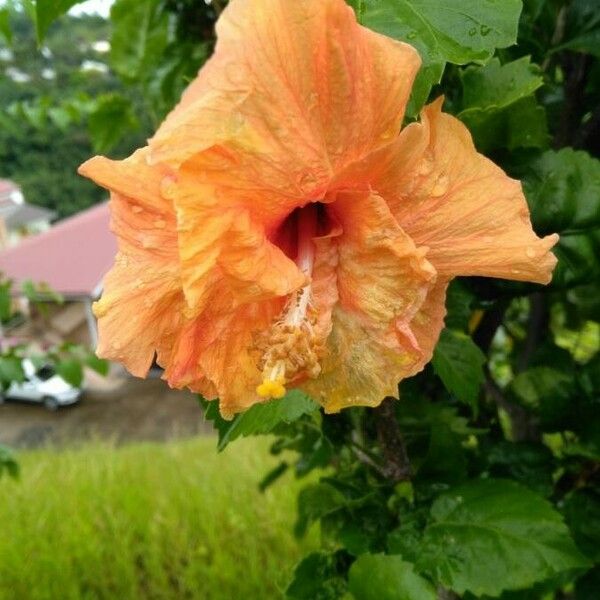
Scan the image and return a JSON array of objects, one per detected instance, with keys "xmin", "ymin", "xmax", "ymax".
[
  {"xmin": 369, "ymin": 98, "xmax": 558, "ymax": 284},
  {"xmin": 301, "ymin": 191, "xmax": 436, "ymax": 412},
  {"xmin": 150, "ymin": 0, "xmax": 421, "ymax": 221},
  {"xmin": 170, "ymin": 159, "xmax": 307, "ymax": 313},
  {"xmin": 78, "ymin": 151, "xmax": 184, "ymax": 377}
]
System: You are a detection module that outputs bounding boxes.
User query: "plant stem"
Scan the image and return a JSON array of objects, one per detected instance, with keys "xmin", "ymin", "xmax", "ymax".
[{"xmin": 374, "ymin": 397, "xmax": 411, "ymax": 483}]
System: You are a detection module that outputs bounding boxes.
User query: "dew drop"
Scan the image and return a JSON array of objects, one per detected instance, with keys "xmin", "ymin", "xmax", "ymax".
[
  {"xmin": 480, "ymin": 24, "xmax": 491, "ymax": 36},
  {"xmin": 154, "ymin": 218, "xmax": 167, "ymax": 229},
  {"xmin": 418, "ymin": 156, "xmax": 434, "ymax": 176},
  {"xmin": 431, "ymin": 175, "xmax": 449, "ymax": 197},
  {"xmin": 526, "ymin": 247, "xmax": 536, "ymax": 258},
  {"xmin": 407, "ymin": 30, "xmax": 417, "ymax": 40},
  {"xmin": 468, "ymin": 27, "xmax": 477, "ymax": 36},
  {"xmin": 160, "ymin": 176, "xmax": 177, "ymax": 199},
  {"xmin": 131, "ymin": 205, "xmax": 143, "ymax": 214}
]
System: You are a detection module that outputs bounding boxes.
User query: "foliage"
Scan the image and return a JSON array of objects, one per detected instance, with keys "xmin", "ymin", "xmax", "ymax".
[
  {"xmin": 9, "ymin": 0, "xmax": 600, "ymax": 598},
  {"xmin": 0, "ymin": 437, "xmax": 317, "ymax": 600},
  {"xmin": 0, "ymin": 9, "xmax": 147, "ymax": 217}
]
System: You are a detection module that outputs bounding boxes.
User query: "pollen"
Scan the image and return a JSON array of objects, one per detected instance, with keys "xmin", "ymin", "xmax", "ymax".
[{"xmin": 254, "ymin": 294, "xmax": 325, "ymax": 399}]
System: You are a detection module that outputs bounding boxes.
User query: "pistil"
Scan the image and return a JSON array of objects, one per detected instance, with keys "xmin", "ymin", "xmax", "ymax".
[{"xmin": 256, "ymin": 204, "xmax": 323, "ymax": 400}]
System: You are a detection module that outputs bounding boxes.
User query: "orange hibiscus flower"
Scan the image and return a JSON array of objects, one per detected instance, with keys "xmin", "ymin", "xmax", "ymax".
[{"xmin": 79, "ymin": 0, "xmax": 558, "ymax": 418}]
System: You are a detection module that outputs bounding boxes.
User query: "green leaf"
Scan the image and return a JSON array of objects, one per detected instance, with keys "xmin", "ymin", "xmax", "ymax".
[
  {"xmin": 0, "ymin": 444, "xmax": 19, "ymax": 480},
  {"xmin": 557, "ymin": 0, "xmax": 600, "ymax": 58},
  {"xmin": 522, "ymin": 149, "xmax": 600, "ymax": 236},
  {"xmin": 444, "ymin": 280, "xmax": 476, "ymax": 332},
  {"xmin": 562, "ymin": 489, "xmax": 600, "ymax": 562},
  {"xmin": 482, "ymin": 441, "xmax": 554, "ymax": 496},
  {"xmin": 88, "ymin": 94, "xmax": 138, "ymax": 153},
  {"xmin": 258, "ymin": 461, "xmax": 289, "ymax": 492},
  {"xmin": 0, "ymin": 279, "xmax": 12, "ymax": 322},
  {"xmin": 84, "ymin": 354, "xmax": 109, "ymax": 377},
  {"xmin": 510, "ymin": 366, "xmax": 573, "ymax": 431},
  {"xmin": 0, "ymin": 356, "xmax": 24, "ymax": 387},
  {"xmin": 460, "ymin": 57, "xmax": 543, "ymax": 111},
  {"xmin": 432, "ymin": 329, "xmax": 485, "ymax": 412},
  {"xmin": 109, "ymin": 0, "xmax": 169, "ymax": 82},
  {"xmin": 416, "ymin": 422, "xmax": 467, "ymax": 484},
  {"xmin": 349, "ymin": 554, "xmax": 436, "ymax": 600},
  {"xmin": 417, "ymin": 479, "xmax": 590, "ymax": 597},
  {"xmin": 361, "ymin": 0, "xmax": 523, "ymax": 113},
  {"xmin": 35, "ymin": 1, "xmax": 84, "ymax": 43},
  {"xmin": 286, "ymin": 551, "xmax": 350, "ymax": 599},
  {"xmin": 201, "ymin": 390, "xmax": 319, "ymax": 452},
  {"xmin": 294, "ymin": 482, "xmax": 346, "ymax": 537},
  {"xmin": 458, "ymin": 58, "xmax": 547, "ymax": 152},
  {"xmin": 55, "ymin": 359, "xmax": 83, "ymax": 387},
  {"xmin": 551, "ymin": 230, "xmax": 600, "ymax": 290},
  {"xmin": 0, "ymin": 8, "xmax": 12, "ymax": 44}
]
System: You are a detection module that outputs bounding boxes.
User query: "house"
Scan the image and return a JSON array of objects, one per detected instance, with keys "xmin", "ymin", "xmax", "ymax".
[
  {"xmin": 0, "ymin": 179, "xmax": 56, "ymax": 248},
  {"xmin": 0, "ymin": 201, "xmax": 116, "ymax": 347}
]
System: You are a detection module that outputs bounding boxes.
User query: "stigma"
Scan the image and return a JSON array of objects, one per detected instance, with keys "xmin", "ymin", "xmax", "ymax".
[{"xmin": 255, "ymin": 204, "xmax": 324, "ymax": 400}]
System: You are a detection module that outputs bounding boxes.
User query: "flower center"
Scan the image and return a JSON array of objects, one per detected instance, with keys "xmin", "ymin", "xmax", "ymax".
[{"xmin": 255, "ymin": 203, "xmax": 325, "ymax": 400}]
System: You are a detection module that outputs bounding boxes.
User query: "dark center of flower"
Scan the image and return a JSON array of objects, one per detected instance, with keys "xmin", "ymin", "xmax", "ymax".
[{"xmin": 255, "ymin": 202, "xmax": 328, "ymax": 399}]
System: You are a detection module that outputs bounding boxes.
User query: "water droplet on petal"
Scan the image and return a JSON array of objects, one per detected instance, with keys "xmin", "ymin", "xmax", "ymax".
[
  {"xmin": 418, "ymin": 157, "xmax": 434, "ymax": 175},
  {"xmin": 160, "ymin": 176, "xmax": 177, "ymax": 199},
  {"xmin": 526, "ymin": 247, "xmax": 536, "ymax": 258},
  {"xmin": 154, "ymin": 219, "xmax": 166, "ymax": 229},
  {"xmin": 131, "ymin": 205, "xmax": 143, "ymax": 214},
  {"xmin": 431, "ymin": 175, "xmax": 449, "ymax": 197}
]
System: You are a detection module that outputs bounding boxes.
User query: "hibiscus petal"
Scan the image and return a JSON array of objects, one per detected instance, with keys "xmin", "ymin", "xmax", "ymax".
[
  {"xmin": 170, "ymin": 158, "xmax": 307, "ymax": 312},
  {"xmin": 78, "ymin": 151, "xmax": 185, "ymax": 376},
  {"xmin": 191, "ymin": 296, "xmax": 285, "ymax": 418},
  {"xmin": 368, "ymin": 98, "xmax": 558, "ymax": 284},
  {"xmin": 150, "ymin": 0, "xmax": 421, "ymax": 210},
  {"xmin": 302, "ymin": 191, "xmax": 436, "ymax": 412}
]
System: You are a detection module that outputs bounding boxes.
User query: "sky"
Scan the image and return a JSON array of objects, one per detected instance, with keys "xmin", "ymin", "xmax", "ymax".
[{"xmin": 69, "ymin": 0, "xmax": 114, "ymax": 18}]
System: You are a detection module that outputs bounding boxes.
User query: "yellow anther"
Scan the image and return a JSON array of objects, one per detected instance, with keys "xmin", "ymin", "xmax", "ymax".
[{"xmin": 256, "ymin": 378, "xmax": 286, "ymax": 399}]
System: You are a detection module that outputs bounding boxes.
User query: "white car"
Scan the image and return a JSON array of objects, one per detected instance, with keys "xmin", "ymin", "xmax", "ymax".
[{"xmin": 0, "ymin": 359, "xmax": 82, "ymax": 410}]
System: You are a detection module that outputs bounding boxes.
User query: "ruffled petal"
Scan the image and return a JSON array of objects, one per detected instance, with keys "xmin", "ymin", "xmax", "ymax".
[
  {"xmin": 302, "ymin": 191, "xmax": 436, "ymax": 412},
  {"xmin": 364, "ymin": 98, "xmax": 558, "ymax": 284},
  {"xmin": 170, "ymin": 157, "xmax": 307, "ymax": 313},
  {"xmin": 187, "ymin": 295, "xmax": 284, "ymax": 418},
  {"xmin": 78, "ymin": 151, "xmax": 185, "ymax": 376},
  {"xmin": 150, "ymin": 0, "xmax": 421, "ymax": 213},
  {"xmin": 402, "ymin": 279, "xmax": 449, "ymax": 370}
]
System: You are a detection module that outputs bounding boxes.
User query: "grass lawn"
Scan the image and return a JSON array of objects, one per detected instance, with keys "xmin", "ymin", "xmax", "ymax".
[{"xmin": 0, "ymin": 437, "xmax": 318, "ymax": 600}]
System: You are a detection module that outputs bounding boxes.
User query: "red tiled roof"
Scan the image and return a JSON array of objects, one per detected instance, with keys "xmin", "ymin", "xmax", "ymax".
[{"xmin": 0, "ymin": 202, "xmax": 117, "ymax": 298}]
